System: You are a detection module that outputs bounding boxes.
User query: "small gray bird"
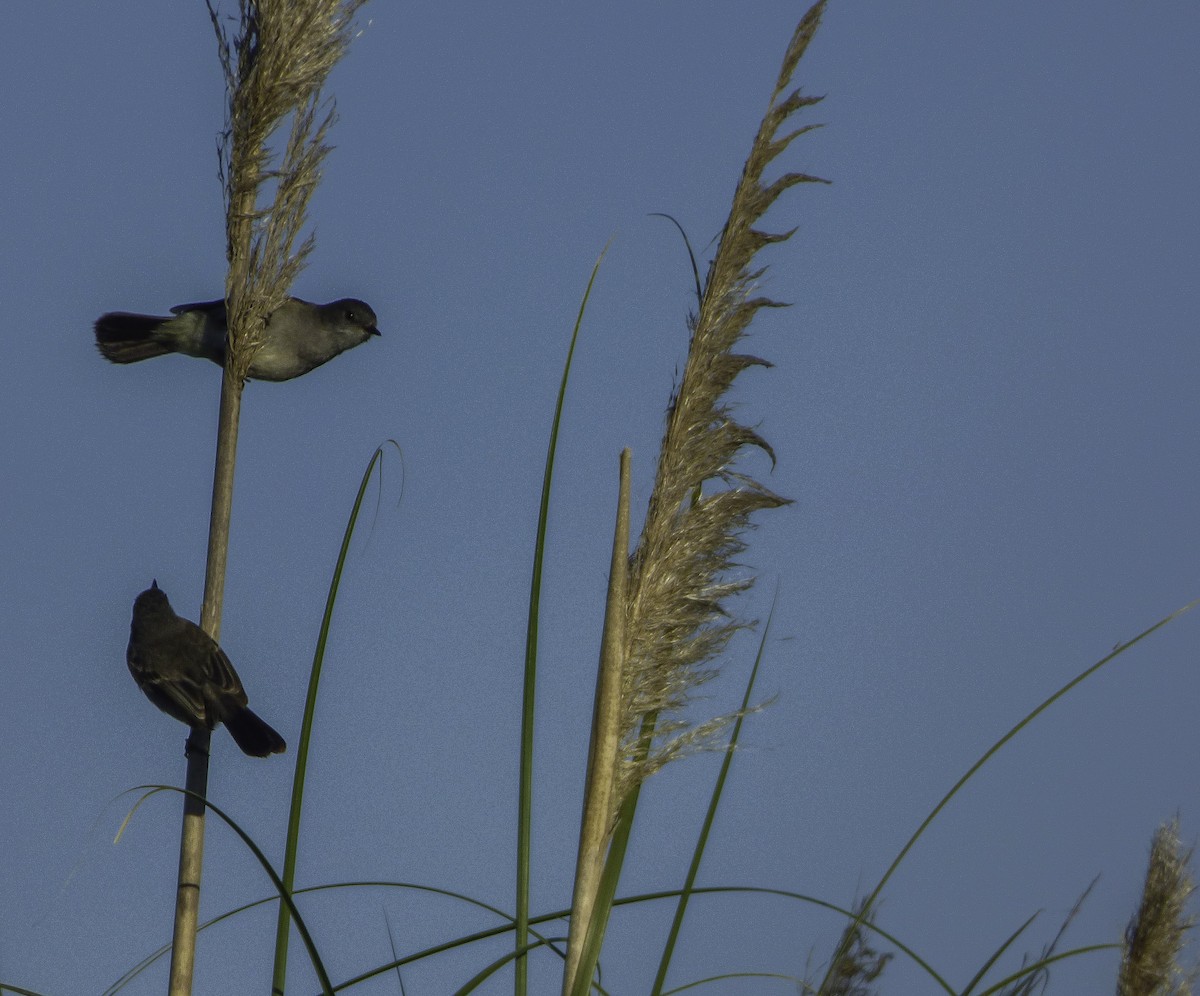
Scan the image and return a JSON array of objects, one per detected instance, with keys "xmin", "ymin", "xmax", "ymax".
[
  {"xmin": 95, "ymin": 296, "xmax": 380, "ymax": 381},
  {"xmin": 126, "ymin": 581, "xmax": 286, "ymax": 757}
]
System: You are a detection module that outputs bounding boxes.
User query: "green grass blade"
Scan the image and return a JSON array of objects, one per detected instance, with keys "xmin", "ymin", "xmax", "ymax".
[
  {"xmin": 271, "ymin": 443, "xmax": 396, "ymax": 996},
  {"xmin": 116, "ymin": 873, "xmax": 958, "ymax": 995},
  {"xmin": 111, "ymin": 877, "xmax": 563, "ymax": 994},
  {"xmin": 647, "ymin": 213, "xmax": 703, "ymax": 308},
  {"xmin": 318, "ymin": 882, "xmax": 947, "ymax": 993},
  {"xmin": 661, "ymin": 971, "xmax": 804, "ymax": 993},
  {"xmin": 330, "ymin": 882, "xmax": 953, "ymax": 993},
  {"xmin": 456, "ymin": 938, "xmax": 581, "ymax": 996},
  {"xmin": 516, "ymin": 245, "xmax": 609, "ymax": 995},
  {"xmin": 975, "ymin": 944, "xmax": 1120, "ymax": 996},
  {"xmin": 111, "ymin": 871, "xmax": 953, "ymax": 994},
  {"xmin": 959, "ymin": 912, "xmax": 1039, "ymax": 995},
  {"xmin": 383, "ymin": 906, "xmax": 409, "ymax": 996},
  {"xmin": 650, "ymin": 589, "xmax": 777, "ymax": 995},
  {"xmin": 126, "ymin": 785, "xmax": 334, "ymax": 994}
]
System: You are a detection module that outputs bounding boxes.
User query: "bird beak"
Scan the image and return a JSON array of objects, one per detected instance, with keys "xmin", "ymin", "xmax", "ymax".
[
  {"xmin": 368, "ymin": 325, "xmax": 381, "ymax": 337},
  {"xmin": 151, "ymin": 579, "xmax": 159, "ymax": 590}
]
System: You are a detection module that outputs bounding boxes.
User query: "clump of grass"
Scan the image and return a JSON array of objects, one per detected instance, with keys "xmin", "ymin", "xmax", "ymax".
[{"xmin": 804, "ymin": 900, "xmax": 891, "ymax": 996}]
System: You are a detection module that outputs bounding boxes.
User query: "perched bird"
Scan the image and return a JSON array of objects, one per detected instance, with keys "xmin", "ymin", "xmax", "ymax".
[
  {"xmin": 95, "ymin": 296, "xmax": 380, "ymax": 381},
  {"xmin": 125, "ymin": 581, "xmax": 286, "ymax": 757}
]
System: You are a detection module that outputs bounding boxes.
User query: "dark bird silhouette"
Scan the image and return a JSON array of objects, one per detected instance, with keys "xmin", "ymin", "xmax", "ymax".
[
  {"xmin": 125, "ymin": 581, "xmax": 286, "ymax": 757},
  {"xmin": 95, "ymin": 296, "xmax": 380, "ymax": 381}
]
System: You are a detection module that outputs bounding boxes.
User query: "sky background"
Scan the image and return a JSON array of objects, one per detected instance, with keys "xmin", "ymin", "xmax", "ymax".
[{"xmin": 2, "ymin": 2, "xmax": 1199, "ymax": 994}]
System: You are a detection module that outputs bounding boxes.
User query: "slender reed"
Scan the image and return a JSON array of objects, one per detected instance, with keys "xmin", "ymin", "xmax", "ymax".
[
  {"xmin": 617, "ymin": 0, "xmax": 827, "ymax": 805},
  {"xmin": 165, "ymin": 3, "xmax": 366, "ymax": 993},
  {"xmin": 563, "ymin": 4, "xmax": 829, "ymax": 993},
  {"xmin": 562, "ymin": 450, "xmax": 632, "ymax": 988}
]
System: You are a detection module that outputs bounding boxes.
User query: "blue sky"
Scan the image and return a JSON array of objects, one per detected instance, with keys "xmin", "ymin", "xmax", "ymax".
[{"xmin": 2, "ymin": 2, "xmax": 1199, "ymax": 994}]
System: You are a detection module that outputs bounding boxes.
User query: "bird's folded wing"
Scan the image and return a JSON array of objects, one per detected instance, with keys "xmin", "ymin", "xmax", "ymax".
[
  {"xmin": 170, "ymin": 300, "xmax": 226, "ymax": 316},
  {"xmin": 129, "ymin": 649, "xmax": 211, "ymax": 724},
  {"xmin": 206, "ymin": 645, "xmax": 249, "ymax": 706}
]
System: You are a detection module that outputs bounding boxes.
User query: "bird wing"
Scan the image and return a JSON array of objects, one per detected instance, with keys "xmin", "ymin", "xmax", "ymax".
[
  {"xmin": 128, "ymin": 643, "xmax": 212, "ymax": 727},
  {"xmin": 204, "ymin": 641, "xmax": 250, "ymax": 708},
  {"xmin": 127, "ymin": 621, "xmax": 249, "ymax": 728},
  {"xmin": 169, "ymin": 299, "xmax": 226, "ymax": 316}
]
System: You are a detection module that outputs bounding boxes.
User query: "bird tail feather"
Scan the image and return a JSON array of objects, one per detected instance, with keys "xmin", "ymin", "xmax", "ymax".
[
  {"xmin": 94, "ymin": 313, "xmax": 173, "ymax": 364},
  {"xmin": 225, "ymin": 707, "xmax": 287, "ymax": 757}
]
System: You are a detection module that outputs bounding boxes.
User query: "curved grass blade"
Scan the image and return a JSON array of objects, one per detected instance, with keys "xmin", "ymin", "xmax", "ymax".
[
  {"xmin": 112, "ymin": 871, "xmax": 950, "ymax": 995},
  {"xmin": 455, "ymin": 938, "xmax": 582, "ymax": 996},
  {"xmin": 110, "ymin": 875, "xmax": 954, "ymax": 995},
  {"xmin": 647, "ymin": 213, "xmax": 703, "ymax": 308},
  {"xmin": 662, "ymin": 972, "xmax": 804, "ymax": 994},
  {"xmin": 272, "ymin": 441, "xmax": 399, "ymax": 996},
  {"xmin": 976, "ymin": 944, "xmax": 1120, "ymax": 996},
  {"xmin": 328, "ymin": 883, "xmax": 949, "ymax": 993},
  {"xmin": 125, "ymin": 785, "xmax": 334, "ymax": 994},
  {"xmin": 109, "ymin": 878, "xmax": 563, "ymax": 994}
]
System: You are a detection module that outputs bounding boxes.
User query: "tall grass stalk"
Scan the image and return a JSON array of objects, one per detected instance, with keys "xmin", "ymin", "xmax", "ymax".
[
  {"xmin": 161, "ymin": 2, "xmax": 366, "ymax": 993},
  {"xmin": 563, "ymin": 450, "xmax": 632, "ymax": 990},
  {"xmin": 562, "ymin": 3, "xmax": 829, "ymax": 992},
  {"xmin": 616, "ymin": 0, "xmax": 826, "ymax": 808}
]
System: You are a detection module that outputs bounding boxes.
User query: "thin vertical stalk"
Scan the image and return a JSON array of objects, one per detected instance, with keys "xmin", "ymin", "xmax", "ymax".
[
  {"xmin": 167, "ymin": 354, "xmax": 245, "ymax": 996},
  {"xmin": 201, "ymin": 370, "xmax": 245, "ymax": 637},
  {"xmin": 164, "ymin": 2, "xmax": 365, "ymax": 991},
  {"xmin": 165, "ymin": 729, "xmax": 209, "ymax": 995},
  {"xmin": 562, "ymin": 450, "xmax": 631, "ymax": 995},
  {"xmin": 567, "ymin": 718, "xmax": 653, "ymax": 996}
]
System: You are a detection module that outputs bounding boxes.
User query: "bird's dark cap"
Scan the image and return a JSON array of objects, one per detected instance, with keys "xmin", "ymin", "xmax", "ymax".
[
  {"xmin": 331, "ymin": 298, "xmax": 381, "ymax": 337},
  {"xmin": 134, "ymin": 581, "xmax": 172, "ymax": 612}
]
